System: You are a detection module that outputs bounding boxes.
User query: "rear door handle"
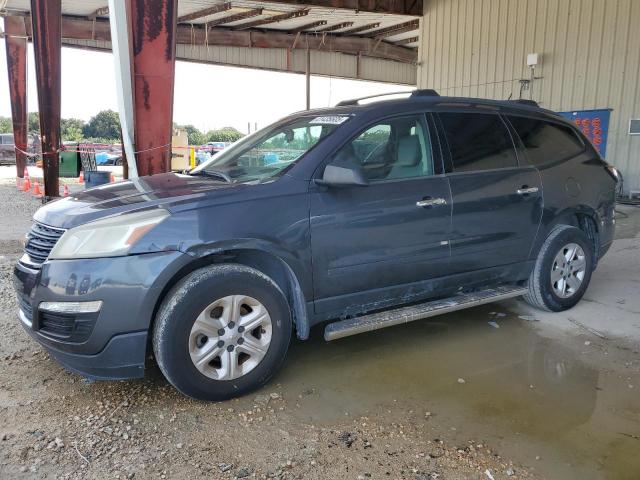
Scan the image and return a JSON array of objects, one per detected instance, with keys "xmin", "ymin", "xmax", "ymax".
[
  {"xmin": 416, "ymin": 197, "xmax": 447, "ymax": 208},
  {"xmin": 517, "ymin": 186, "xmax": 539, "ymax": 195}
]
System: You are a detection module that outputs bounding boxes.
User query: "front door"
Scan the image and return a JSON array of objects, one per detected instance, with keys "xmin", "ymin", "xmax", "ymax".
[
  {"xmin": 437, "ymin": 111, "xmax": 543, "ymax": 273},
  {"xmin": 310, "ymin": 114, "xmax": 452, "ymax": 315}
]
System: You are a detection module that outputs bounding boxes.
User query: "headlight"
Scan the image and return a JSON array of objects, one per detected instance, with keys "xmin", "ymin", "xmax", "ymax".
[{"xmin": 49, "ymin": 208, "xmax": 170, "ymax": 260}]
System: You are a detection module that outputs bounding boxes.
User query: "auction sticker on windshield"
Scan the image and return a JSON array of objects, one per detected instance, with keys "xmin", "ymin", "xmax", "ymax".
[{"xmin": 310, "ymin": 116, "xmax": 350, "ymax": 125}]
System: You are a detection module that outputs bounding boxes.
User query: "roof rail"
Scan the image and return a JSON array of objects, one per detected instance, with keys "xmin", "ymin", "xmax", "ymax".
[
  {"xmin": 335, "ymin": 89, "xmax": 439, "ymax": 107},
  {"xmin": 509, "ymin": 99, "xmax": 539, "ymax": 107}
]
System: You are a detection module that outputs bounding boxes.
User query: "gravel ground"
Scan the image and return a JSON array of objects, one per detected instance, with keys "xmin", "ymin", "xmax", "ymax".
[
  {"xmin": 0, "ymin": 252, "xmax": 533, "ymax": 480},
  {"xmin": 5, "ymin": 186, "xmax": 640, "ymax": 479},
  {"xmin": 0, "ymin": 185, "xmax": 538, "ymax": 479}
]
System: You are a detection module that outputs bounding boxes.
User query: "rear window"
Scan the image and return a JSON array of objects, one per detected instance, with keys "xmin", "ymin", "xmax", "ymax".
[
  {"xmin": 507, "ymin": 116, "xmax": 584, "ymax": 166},
  {"xmin": 439, "ymin": 112, "xmax": 518, "ymax": 172}
]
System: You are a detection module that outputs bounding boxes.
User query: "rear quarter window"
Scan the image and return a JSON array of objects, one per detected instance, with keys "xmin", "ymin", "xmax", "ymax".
[{"xmin": 507, "ymin": 116, "xmax": 585, "ymax": 167}]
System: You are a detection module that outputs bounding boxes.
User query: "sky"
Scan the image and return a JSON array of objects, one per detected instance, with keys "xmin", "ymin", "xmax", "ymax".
[{"xmin": 0, "ymin": 39, "xmax": 413, "ymax": 134}]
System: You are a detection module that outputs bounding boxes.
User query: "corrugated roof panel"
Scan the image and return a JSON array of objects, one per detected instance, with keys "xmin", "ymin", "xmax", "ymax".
[
  {"xmin": 62, "ymin": 38, "xmax": 415, "ymax": 85},
  {"xmin": 5, "ymin": 0, "xmax": 420, "ymax": 49},
  {"xmin": 5, "ymin": 0, "xmax": 107, "ymax": 16}
]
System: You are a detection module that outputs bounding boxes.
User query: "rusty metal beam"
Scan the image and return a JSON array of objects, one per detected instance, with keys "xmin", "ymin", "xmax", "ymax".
[
  {"xmin": 179, "ymin": 25, "xmax": 417, "ymax": 64},
  {"xmin": 256, "ymin": 1, "xmax": 422, "ymax": 16},
  {"xmin": 2, "ymin": 14, "xmax": 417, "ymax": 64},
  {"xmin": 128, "ymin": 0, "xmax": 178, "ymax": 176},
  {"xmin": 368, "ymin": 19, "xmax": 419, "ymax": 38},
  {"xmin": 30, "ymin": 0, "xmax": 62, "ymax": 198},
  {"xmin": 3, "ymin": 16, "xmax": 29, "ymax": 179},
  {"xmin": 290, "ymin": 20, "xmax": 328, "ymax": 33},
  {"xmin": 235, "ymin": 9, "xmax": 309, "ymax": 30},
  {"xmin": 205, "ymin": 8, "xmax": 263, "ymax": 28},
  {"xmin": 340, "ymin": 22, "xmax": 380, "ymax": 34},
  {"xmin": 394, "ymin": 36, "xmax": 419, "ymax": 45},
  {"xmin": 88, "ymin": 6, "xmax": 109, "ymax": 20},
  {"xmin": 178, "ymin": 2, "xmax": 231, "ymax": 23},
  {"xmin": 316, "ymin": 22, "xmax": 354, "ymax": 32}
]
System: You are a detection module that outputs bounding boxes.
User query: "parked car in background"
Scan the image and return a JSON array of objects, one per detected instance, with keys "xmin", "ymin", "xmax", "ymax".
[
  {"xmin": 0, "ymin": 133, "xmax": 15, "ymax": 165},
  {"xmin": 196, "ymin": 142, "xmax": 229, "ymax": 165},
  {"xmin": 95, "ymin": 150, "xmax": 123, "ymax": 166},
  {"xmin": 14, "ymin": 91, "xmax": 617, "ymax": 401},
  {"xmin": 1, "ymin": 133, "xmax": 42, "ymax": 165},
  {"xmin": 205, "ymin": 141, "xmax": 228, "ymax": 153}
]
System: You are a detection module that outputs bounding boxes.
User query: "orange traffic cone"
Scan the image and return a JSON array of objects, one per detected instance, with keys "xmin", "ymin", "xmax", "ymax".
[
  {"xmin": 110, "ymin": 173, "xmax": 115, "ymax": 183},
  {"xmin": 78, "ymin": 170, "xmax": 84, "ymax": 184},
  {"xmin": 32, "ymin": 181, "xmax": 42, "ymax": 198},
  {"xmin": 19, "ymin": 167, "xmax": 29, "ymax": 190},
  {"xmin": 63, "ymin": 184, "xmax": 70, "ymax": 197},
  {"xmin": 22, "ymin": 176, "xmax": 31, "ymax": 192}
]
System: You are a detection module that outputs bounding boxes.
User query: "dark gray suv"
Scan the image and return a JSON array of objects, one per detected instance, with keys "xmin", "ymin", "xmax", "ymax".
[{"xmin": 13, "ymin": 92, "xmax": 617, "ymax": 400}]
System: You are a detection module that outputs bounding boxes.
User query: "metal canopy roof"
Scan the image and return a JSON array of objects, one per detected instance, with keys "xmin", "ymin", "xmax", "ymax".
[
  {"xmin": 2, "ymin": 0, "xmax": 420, "ymax": 48},
  {"xmin": 1, "ymin": 1, "xmax": 421, "ymax": 84}
]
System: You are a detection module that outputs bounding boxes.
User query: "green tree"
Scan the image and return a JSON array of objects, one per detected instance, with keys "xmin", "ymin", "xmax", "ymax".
[
  {"xmin": 206, "ymin": 127, "xmax": 244, "ymax": 143},
  {"xmin": 176, "ymin": 124, "xmax": 206, "ymax": 145},
  {"xmin": 61, "ymin": 118, "xmax": 87, "ymax": 142},
  {"xmin": 83, "ymin": 110, "xmax": 121, "ymax": 140},
  {"xmin": 28, "ymin": 112, "xmax": 40, "ymax": 133},
  {"xmin": 0, "ymin": 116, "xmax": 12, "ymax": 134}
]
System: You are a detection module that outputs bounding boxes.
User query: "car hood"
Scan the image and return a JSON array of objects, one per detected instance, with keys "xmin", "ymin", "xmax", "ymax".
[{"xmin": 33, "ymin": 172, "xmax": 240, "ymax": 229}]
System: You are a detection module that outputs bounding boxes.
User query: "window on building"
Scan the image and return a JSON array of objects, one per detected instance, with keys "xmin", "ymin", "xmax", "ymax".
[
  {"xmin": 333, "ymin": 115, "xmax": 434, "ymax": 182},
  {"xmin": 507, "ymin": 116, "xmax": 584, "ymax": 166},
  {"xmin": 439, "ymin": 112, "xmax": 518, "ymax": 172}
]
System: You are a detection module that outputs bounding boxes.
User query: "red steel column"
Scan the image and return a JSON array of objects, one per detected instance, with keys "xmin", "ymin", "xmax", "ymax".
[
  {"xmin": 128, "ymin": 0, "xmax": 178, "ymax": 176},
  {"xmin": 30, "ymin": 0, "xmax": 62, "ymax": 198},
  {"xmin": 4, "ymin": 17, "xmax": 29, "ymax": 179}
]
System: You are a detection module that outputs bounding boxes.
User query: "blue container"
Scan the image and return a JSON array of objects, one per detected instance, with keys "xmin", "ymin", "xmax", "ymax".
[{"xmin": 84, "ymin": 170, "xmax": 111, "ymax": 189}]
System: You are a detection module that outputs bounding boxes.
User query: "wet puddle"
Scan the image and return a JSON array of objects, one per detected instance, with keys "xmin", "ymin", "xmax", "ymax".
[{"xmin": 277, "ymin": 304, "xmax": 640, "ymax": 479}]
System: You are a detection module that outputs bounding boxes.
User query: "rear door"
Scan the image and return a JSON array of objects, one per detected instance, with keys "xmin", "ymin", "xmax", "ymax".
[
  {"xmin": 437, "ymin": 111, "xmax": 543, "ymax": 273},
  {"xmin": 310, "ymin": 114, "xmax": 452, "ymax": 314}
]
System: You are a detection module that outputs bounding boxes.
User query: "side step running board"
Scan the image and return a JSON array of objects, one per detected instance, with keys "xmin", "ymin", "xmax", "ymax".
[{"xmin": 324, "ymin": 285, "xmax": 528, "ymax": 341}]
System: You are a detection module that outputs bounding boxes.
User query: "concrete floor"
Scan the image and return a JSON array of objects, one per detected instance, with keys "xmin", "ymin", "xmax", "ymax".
[
  {"xmin": 0, "ymin": 186, "xmax": 638, "ymax": 479},
  {"xmin": 507, "ymin": 204, "xmax": 640, "ymax": 346}
]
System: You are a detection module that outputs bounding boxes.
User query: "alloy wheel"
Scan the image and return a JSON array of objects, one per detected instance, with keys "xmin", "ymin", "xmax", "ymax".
[
  {"xmin": 188, "ymin": 295, "xmax": 272, "ymax": 380},
  {"xmin": 550, "ymin": 242, "xmax": 587, "ymax": 299}
]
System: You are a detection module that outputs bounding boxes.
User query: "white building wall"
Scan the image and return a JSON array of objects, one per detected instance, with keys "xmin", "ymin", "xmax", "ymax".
[{"xmin": 417, "ymin": 0, "xmax": 640, "ymax": 194}]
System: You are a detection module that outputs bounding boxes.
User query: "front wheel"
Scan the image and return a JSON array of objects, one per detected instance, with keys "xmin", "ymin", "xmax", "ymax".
[
  {"xmin": 523, "ymin": 225, "xmax": 594, "ymax": 312},
  {"xmin": 152, "ymin": 264, "xmax": 292, "ymax": 401}
]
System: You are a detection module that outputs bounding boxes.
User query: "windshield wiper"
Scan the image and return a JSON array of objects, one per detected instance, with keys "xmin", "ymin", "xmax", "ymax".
[{"xmin": 191, "ymin": 169, "xmax": 233, "ymax": 183}]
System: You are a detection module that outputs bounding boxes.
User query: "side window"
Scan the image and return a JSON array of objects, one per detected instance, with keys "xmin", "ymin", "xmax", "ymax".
[
  {"xmin": 333, "ymin": 115, "xmax": 433, "ymax": 182},
  {"xmin": 439, "ymin": 112, "xmax": 518, "ymax": 172},
  {"xmin": 507, "ymin": 116, "xmax": 584, "ymax": 166}
]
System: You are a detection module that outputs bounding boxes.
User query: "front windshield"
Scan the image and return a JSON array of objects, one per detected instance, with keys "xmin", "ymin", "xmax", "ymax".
[{"xmin": 191, "ymin": 115, "xmax": 350, "ymax": 183}]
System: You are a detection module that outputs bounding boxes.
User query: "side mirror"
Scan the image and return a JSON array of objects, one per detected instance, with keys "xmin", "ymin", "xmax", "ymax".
[{"xmin": 315, "ymin": 163, "xmax": 368, "ymax": 188}]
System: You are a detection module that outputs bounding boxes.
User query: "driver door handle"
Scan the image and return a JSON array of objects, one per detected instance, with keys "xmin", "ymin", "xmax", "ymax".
[
  {"xmin": 416, "ymin": 197, "xmax": 447, "ymax": 208},
  {"xmin": 517, "ymin": 186, "xmax": 539, "ymax": 195}
]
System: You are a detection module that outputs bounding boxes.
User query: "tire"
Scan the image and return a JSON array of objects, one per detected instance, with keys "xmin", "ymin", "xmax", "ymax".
[
  {"xmin": 523, "ymin": 225, "xmax": 594, "ymax": 312},
  {"xmin": 152, "ymin": 264, "xmax": 292, "ymax": 401}
]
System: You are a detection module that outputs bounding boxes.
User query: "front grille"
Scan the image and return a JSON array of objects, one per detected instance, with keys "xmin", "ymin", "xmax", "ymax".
[
  {"xmin": 37, "ymin": 311, "xmax": 98, "ymax": 342},
  {"xmin": 24, "ymin": 222, "xmax": 65, "ymax": 266}
]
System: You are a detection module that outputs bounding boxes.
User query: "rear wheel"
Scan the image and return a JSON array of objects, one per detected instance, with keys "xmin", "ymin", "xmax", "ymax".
[
  {"xmin": 152, "ymin": 264, "xmax": 292, "ymax": 401},
  {"xmin": 523, "ymin": 225, "xmax": 594, "ymax": 312}
]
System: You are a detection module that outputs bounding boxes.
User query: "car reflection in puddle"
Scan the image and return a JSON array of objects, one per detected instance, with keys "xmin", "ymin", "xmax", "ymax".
[{"xmin": 278, "ymin": 304, "xmax": 639, "ymax": 480}]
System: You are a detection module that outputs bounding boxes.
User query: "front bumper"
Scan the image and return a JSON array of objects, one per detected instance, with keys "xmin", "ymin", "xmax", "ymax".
[
  {"xmin": 13, "ymin": 250, "xmax": 192, "ymax": 379},
  {"xmin": 19, "ymin": 318, "xmax": 148, "ymax": 380}
]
